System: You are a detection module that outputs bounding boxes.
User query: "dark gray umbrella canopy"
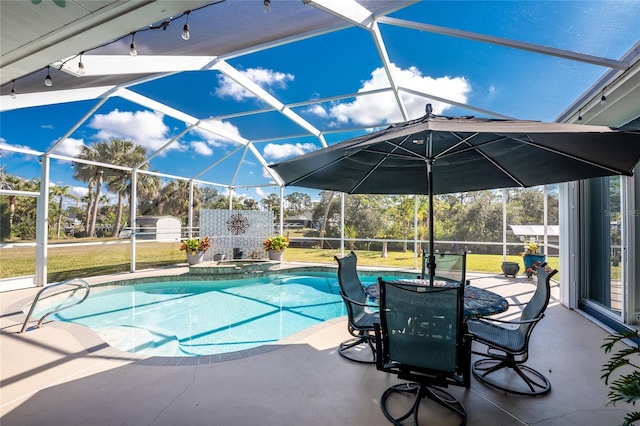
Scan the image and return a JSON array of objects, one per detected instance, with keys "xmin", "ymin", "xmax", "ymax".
[
  {"xmin": 270, "ymin": 113, "xmax": 640, "ymax": 195},
  {"xmin": 270, "ymin": 110, "xmax": 640, "ymax": 283}
]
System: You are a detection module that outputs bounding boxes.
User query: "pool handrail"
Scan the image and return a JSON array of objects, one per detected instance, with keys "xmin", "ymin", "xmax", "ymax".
[{"xmin": 20, "ymin": 278, "xmax": 90, "ymax": 333}]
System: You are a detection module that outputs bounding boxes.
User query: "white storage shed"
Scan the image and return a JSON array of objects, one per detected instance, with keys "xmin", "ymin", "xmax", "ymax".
[{"xmin": 135, "ymin": 216, "xmax": 181, "ymax": 241}]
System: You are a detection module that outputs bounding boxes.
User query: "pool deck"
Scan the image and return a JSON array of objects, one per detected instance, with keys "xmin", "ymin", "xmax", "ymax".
[{"xmin": 1, "ymin": 262, "xmax": 635, "ymax": 425}]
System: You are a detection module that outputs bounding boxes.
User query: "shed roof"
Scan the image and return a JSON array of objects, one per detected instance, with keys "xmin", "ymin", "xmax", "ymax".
[{"xmin": 509, "ymin": 225, "xmax": 560, "ymax": 237}]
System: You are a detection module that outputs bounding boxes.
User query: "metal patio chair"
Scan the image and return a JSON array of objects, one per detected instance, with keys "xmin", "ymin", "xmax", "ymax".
[
  {"xmin": 374, "ymin": 279, "xmax": 471, "ymax": 425},
  {"xmin": 334, "ymin": 251, "xmax": 378, "ymax": 363},
  {"xmin": 421, "ymin": 251, "xmax": 467, "ymax": 286},
  {"xmin": 467, "ymin": 263, "xmax": 558, "ymax": 396}
]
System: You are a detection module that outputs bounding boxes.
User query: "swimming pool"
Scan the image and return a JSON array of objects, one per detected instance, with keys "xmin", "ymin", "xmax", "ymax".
[{"xmin": 35, "ymin": 271, "xmax": 405, "ymax": 357}]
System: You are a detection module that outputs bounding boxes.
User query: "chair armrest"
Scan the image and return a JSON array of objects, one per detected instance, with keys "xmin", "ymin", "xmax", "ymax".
[
  {"xmin": 341, "ymin": 293, "xmax": 378, "ymax": 309},
  {"xmin": 470, "ymin": 313, "xmax": 544, "ymax": 326},
  {"xmin": 373, "ymin": 323, "xmax": 384, "ymax": 370}
]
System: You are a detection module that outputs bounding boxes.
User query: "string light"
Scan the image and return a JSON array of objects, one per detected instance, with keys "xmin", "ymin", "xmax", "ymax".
[
  {"xmin": 129, "ymin": 32, "xmax": 137, "ymax": 56},
  {"xmin": 182, "ymin": 11, "xmax": 191, "ymax": 40},
  {"xmin": 77, "ymin": 53, "xmax": 85, "ymax": 75},
  {"xmin": 44, "ymin": 66, "xmax": 53, "ymax": 87},
  {"xmin": 578, "ymin": 109, "xmax": 582, "ymax": 122},
  {"xmin": 4, "ymin": 0, "xmax": 228, "ymax": 90},
  {"xmin": 600, "ymin": 92, "xmax": 607, "ymax": 105},
  {"xmin": 263, "ymin": 0, "xmax": 271, "ymax": 13},
  {"xmin": 10, "ymin": 80, "xmax": 16, "ymax": 99}
]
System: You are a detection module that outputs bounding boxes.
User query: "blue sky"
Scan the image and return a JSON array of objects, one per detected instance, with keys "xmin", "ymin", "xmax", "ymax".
[{"xmin": 1, "ymin": 1, "xmax": 639, "ymax": 206}]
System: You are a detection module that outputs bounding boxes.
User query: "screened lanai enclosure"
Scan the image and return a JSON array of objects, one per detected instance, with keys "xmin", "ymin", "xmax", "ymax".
[{"xmin": 1, "ymin": 1, "xmax": 640, "ymax": 330}]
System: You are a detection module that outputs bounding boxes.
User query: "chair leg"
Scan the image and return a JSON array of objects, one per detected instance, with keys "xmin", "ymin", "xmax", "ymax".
[
  {"xmin": 380, "ymin": 383, "xmax": 467, "ymax": 426},
  {"xmin": 472, "ymin": 358, "xmax": 551, "ymax": 396},
  {"xmin": 381, "ymin": 383, "xmax": 420, "ymax": 426},
  {"xmin": 338, "ymin": 335, "xmax": 376, "ymax": 364}
]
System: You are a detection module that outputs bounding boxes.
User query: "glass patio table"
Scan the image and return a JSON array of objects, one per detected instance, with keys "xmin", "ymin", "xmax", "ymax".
[{"xmin": 365, "ymin": 279, "xmax": 508, "ymax": 318}]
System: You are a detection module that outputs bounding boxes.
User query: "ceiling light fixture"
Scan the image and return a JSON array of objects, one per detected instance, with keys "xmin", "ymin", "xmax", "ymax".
[
  {"xmin": 44, "ymin": 66, "xmax": 53, "ymax": 87},
  {"xmin": 10, "ymin": 80, "xmax": 16, "ymax": 99},
  {"xmin": 263, "ymin": 0, "xmax": 271, "ymax": 13},
  {"xmin": 77, "ymin": 53, "xmax": 86, "ymax": 75},
  {"xmin": 130, "ymin": 32, "xmax": 138, "ymax": 56},
  {"xmin": 182, "ymin": 11, "xmax": 191, "ymax": 40}
]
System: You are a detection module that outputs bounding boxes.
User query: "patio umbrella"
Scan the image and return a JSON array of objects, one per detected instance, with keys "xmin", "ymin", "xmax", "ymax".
[{"xmin": 270, "ymin": 105, "xmax": 640, "ymax": 283}]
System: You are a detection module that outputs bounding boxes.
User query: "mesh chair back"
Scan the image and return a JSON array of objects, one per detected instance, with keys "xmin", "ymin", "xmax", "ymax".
[
  {"xmin": 379, "ymin": 279, "xmax": 464, "ymax": 373},
  {"xmin": 335, "ymin": 252, "xmax": 368, "ymax": 320},
  {"xmin": 517, "ymin": 263, "xmax": 557, "ymax": 343},
  {"xmin": 422, "ymin": 252, "xmax": 467, "ymax": 284}
]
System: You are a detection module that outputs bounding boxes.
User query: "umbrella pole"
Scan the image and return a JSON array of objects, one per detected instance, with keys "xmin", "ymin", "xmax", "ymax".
[{"xmin": 427, "ymin": 159, "xmax": 435, "ymax": 286}]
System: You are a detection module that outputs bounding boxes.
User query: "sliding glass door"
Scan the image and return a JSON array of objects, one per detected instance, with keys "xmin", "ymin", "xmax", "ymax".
[{"xmin": 581, "ymin": 176, "xmax": 623, "ymax": 320}]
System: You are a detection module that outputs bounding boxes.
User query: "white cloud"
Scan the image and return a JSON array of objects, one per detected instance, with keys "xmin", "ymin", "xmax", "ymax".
[
  {"xmin": 88, "ymin": 109, "xmax": 170, "ymax": 151},
  {"xmin": 51, "ymin": 137, "xmax": 85, "ymax": 157},
  {"xmin": 221, "ymin": 187, "xmax": 239, "ymax": 198},
  {"xmin": 0, "ymin": 140, "xmax": 41, "ymax": 166},
  {"xmin": 306, "ymin": 104, "xmax": 329, "ymax": 118},
  {"xmin": 262, "ymin": 167, "xmax": 274, "ymax": 179},
  {"xmin": 327, "ymin": 64, "xmax": 471, "ymax": 126},
  {"xmin": 192, "ymin": 120, "xmax": 243, "ymax": 148},
  {"xmin": 262, "ymin": 142, "xmax": 317, "ymax": 161},
  {"xmin": 70, "ymin": 185, "xmax": 88, "ymax": 198},
  {"xmin": 255, "ymin": 187, "xmax": 266, "ymax": 198},
  {"xmin": 215, "ymin": 67, "xmax": 294, "ymax": 101},
  {"xmin": 191, "ymin": 141, "xmax": 213, "ymax": 156}
]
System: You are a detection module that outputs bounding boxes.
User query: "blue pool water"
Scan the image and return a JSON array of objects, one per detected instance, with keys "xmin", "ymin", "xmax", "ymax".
[{"xmin": 38, "ymin": 272, "xmax": 402, "ymax": 357}]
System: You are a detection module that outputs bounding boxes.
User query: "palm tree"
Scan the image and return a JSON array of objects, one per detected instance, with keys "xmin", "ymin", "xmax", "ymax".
[
  {"xmin": 74, "ymin": 142, "xmax": 114, "ymax": 237},
  {"xmin": 49, "ymin": 185, "xmax": 78, "ymax": 237},
  {"xmin": 103, "ymin": 139, "xmax": 148, "ymax": 238},
  {"xmin": 1, "ymin": 167, "xmax": 26, "ymax": 238},
  {"xmin": 73, "ymin": 146, "xmax": 98, "ymax": 236},
  {"xmin": 3, "ymin": 176, "xmax": 39, "ymax": 240},
  {"xmin": 243, "ymin": 198, "xmax": 259, "ymax": 210},
  {"xmin": 86, "ymin": 142, "xmax": 110, "ymax": 237},
  {"xmin": 261, "ymin": 193, "xmax": 281, "ymax": 218},
  {"xmin": 136, "ymin": 173, "xmax": 161, "ymax": 217},
  {"xmin": 157, "ymin": 180, "xmax": 200, "ymax": 225}
]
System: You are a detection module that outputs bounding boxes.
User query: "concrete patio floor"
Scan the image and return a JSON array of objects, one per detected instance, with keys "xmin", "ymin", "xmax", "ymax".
[{"xmin": 1, "ymin": 265, "xmax": 634, "ymax": 425}]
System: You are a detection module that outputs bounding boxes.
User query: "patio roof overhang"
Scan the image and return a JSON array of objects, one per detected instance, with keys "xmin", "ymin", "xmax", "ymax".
[{"xmin": 1, "ymin": 1, "xmax": 639, "ymax": 191}]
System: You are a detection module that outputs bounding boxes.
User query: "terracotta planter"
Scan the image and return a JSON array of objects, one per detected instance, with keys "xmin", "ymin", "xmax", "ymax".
[
  {"xmin": 268, "ymin": 249, "xmax": 284, "ymax": 261},
  {"xmin": 187, "ymin": 251, "xmax": 205, "ymax": 265}
]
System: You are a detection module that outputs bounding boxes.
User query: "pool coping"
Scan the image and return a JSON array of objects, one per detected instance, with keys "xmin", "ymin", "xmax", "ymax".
[{"xmin": 6, "ymin": 263, "xmax": 418, "ymax": 366}]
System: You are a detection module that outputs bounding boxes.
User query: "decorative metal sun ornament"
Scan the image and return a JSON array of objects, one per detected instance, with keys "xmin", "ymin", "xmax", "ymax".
[{"xmin": 226, "ymin": 213, "xmax": 250, "ymax": 235}]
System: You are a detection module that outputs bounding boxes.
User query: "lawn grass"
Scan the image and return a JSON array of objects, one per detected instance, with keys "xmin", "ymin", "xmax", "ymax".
[
  {"xmin": 285, "ymin": 248, "xmax": 560, "ymax": 274},
  {"xmin": 1, "ymin": 242, "xmax": 559, "ymax": 282}
]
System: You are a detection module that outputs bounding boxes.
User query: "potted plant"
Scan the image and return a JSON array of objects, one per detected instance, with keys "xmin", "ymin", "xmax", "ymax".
[
  {"xmin": 263, "ymin": 235, "xmax": 289, "ymax": 261},
  {"xmin": 520, "ymin": 240, "xmax": 546, "ymax": 278},
  {"xmin": 179, "ymin": 236, "xmax": 211, "ymax": 265},
  {"xmin": 601, "ymin": 330, "xmax": 640, "ymax": 426},
  {"xmin": 500, "ymin": 261, "xmax": 520, "ymax": 278}
]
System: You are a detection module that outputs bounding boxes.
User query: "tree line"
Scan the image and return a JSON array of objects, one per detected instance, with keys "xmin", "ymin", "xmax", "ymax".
[
  {"xmin": 309, "ymin": 189, "xmax": 558, "ymax": 255},
  {"xmin": 0, "ymin": 138, "xmax": 557, "ymax": 245}
]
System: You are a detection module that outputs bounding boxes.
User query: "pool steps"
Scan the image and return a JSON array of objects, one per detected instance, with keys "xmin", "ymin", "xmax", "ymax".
[{"xmin": 188, "ymin": 259, "xmax": 279, "ymax": 276}]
